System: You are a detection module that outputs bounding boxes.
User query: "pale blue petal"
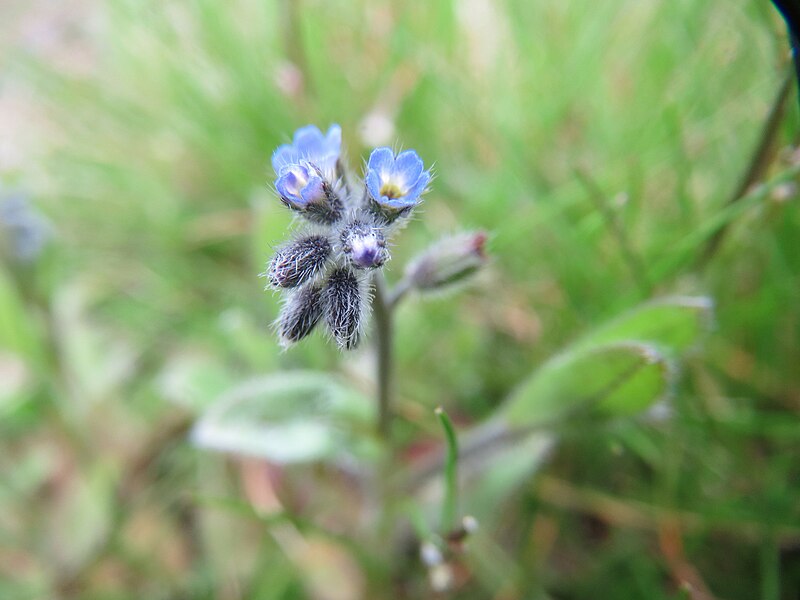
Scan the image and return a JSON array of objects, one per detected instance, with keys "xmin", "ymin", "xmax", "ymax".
[
  {"xmin": 300, "ymin": 176, "xmax": 325, "ymax": 204},
  {"xmin": 379, "ymin": 196, "xmax": 417, "ymax": 210},
  {"xmin": 367, "ymin": 147, "xmax": 395, "ymax": 176},
  {"xmin": 406, "ymin": 170, "xmax": 430, "ymax": 201},
  {"xmin": 275, "ymin": 171, "xmax": 301, "ymax": 201},
  {"xmin": 393, "ymin": 150, "xmax": 424, "ymax": 185},
  {"xmin": 324, "ymin": 125, "xmax": 342, "ymax": 152},
  {"xmin": 365, "ymin": 170, "xmax": 383, "ymax": 200},
  {"xmin": 292, "ymin": 125, "xmax": 325, "ymax": 155},
  {"xmin": 272, "ymin": 144, "xmax": 300, "ymax": 174}
]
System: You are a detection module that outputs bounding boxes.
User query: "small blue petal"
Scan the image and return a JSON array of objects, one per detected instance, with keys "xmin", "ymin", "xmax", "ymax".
[
  {"xmin": 367, "ymin": 147, "xmax": 395, "ymax": 176},
  {"xmin": 276, "ymin": 163, "xmax": 310, "ymax": 196},
  {"xmin": 393, "ymin": 150, "xmax": 424, "ymax": 186},
  {"xmin": 272, "ymin": 145, "xmax": 300, "ymax": 174},
  {"xmin": 299, "ymin": 176, "xmax": 325, "ymax": 204},
  {"xmin": 324, "ymin": 124, "xmax": 342, "ymax": 152},
  {"xmin": 271, "ymin": 124, "xmax": 342, "ymax": 175},
  {"xmin": 365, "ymin": 170, "xmax": 382, "ymax": 202},
  {"xmin": 406, "ymin": 170, "xmax": 430, "ymax": 200},
  {"xmin": 293, "ymin": 125, "xmax": 324, "ymax": 155},
  {"xmin": 379, "ymin": 195, "xmax": 417, "ymax": 210}
]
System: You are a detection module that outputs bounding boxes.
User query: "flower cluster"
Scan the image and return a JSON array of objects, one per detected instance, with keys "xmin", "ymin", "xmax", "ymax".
[{"xmin": 265, "ymin": 124, "xmax": 430, "ymax": 350}]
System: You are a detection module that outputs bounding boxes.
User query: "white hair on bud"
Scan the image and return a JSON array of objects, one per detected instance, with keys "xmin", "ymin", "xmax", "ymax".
[
  {"xmin": 322, "ymin": 267, "xmax": 371, "ymax": 350},
  {"xmin": 266, "ymin": 234, "xmax": 333, "ymax": 288},
  {"xmin": 276, "ymin": 284, "xmax": 324, "ymax": 347}
]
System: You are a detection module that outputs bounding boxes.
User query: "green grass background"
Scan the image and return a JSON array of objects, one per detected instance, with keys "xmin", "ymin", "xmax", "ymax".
[{"xmin": 1, "ymin": 0, "xmax": 799, "ymax": 598}]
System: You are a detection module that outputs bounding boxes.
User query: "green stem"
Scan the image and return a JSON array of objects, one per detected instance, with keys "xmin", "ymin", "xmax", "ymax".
[
  {"xmin": 373, "ymin": 272, "xmax": 393, "ymax": 438},
  {"xmin": 435, "ymin": 407, "xmax": 459, "ymax": 531},
  {"xmin": 387, "ymin": 277, "xmax": 412, "ymax": 310}
]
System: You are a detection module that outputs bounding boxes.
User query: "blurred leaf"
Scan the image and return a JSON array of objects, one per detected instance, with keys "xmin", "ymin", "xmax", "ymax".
[
  {"xmin": 502, "ymin": 342, "xmax": 673, "ymax": 427},
  {"xmin": 0, "ymin": 266, "xmax": 43, "ymax": 367},
  {"xmin": 283, "ymin": 535, "xmax": 366, "ymax": 600},
  {"xmin": 158, "ymin": 351, "xmax": 235, "ymax": 413},
  {"xmin": 0, "ymin": 351, "xmax": 32, "ymax": 418},
  {"xmin": 53, "ymin": 283, "xmax": 138, "ymax": 409},
  {"xmin": 574, "ymin": 295, "xmax": 714, "ymax": 354},
  {"xmin": 50, "ymin": 462, "xmax": 115, "ymax": 572},
  {"xmin": 192, "ymin": 371, "xmax": 377, "ymax": 464},
  {"xmin": 460, "ymin": 429, "xmax": 555, "ymax": 525},
  {"xmin": 456, "ymin": 342, "xmax": 671, "ymax": 527}
]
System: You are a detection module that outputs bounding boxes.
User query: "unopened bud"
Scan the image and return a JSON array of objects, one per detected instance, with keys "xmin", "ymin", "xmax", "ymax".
[
  {"xmin": 275, "ymin": 162, "xmax": 344, "ymax": 225},
  {"xmin": 278, "ymin": 284, "xmax": 323, "ymax": 346},
  {"xmin": 323, "ymin": 267, "xmax": 364, "ymax": 350},
  {"xmin": 267, "ymin": 235, "xmax": 332, "ymax": 288},
  {"xmin": 341, "ymin": 221, "xmax": 389, "ymax": 269},
  {"xmin": 405, "ymin": 231, "xmax": 488, "ymax": 291}
]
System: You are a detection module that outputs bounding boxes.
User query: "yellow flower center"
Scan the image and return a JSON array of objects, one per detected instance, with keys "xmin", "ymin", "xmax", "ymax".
[{"xmin": 379, "ymin": 182, "xmax": 404, "ymax": 199}]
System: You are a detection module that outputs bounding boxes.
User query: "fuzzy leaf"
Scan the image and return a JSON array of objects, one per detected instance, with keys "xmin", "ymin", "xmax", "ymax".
[
  {"xmin": 192, "ymin": 371, "xmax": 376, "ymax": 464},
  {"xmin": 574, "ymin": 295, "xmax": 714, "ymax": 354},
  {"xmin": 502, "ymin": 342, "xmax": 673, "ymax": 427}
]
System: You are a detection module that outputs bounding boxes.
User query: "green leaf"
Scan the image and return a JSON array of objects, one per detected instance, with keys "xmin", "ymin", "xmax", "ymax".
[
  {"xmin": 192, "ymin": 371, "xmax": 377, "ymax": 464},
  {"xmin": 50, "ymin": 462, "xmax": 115, "ymax": 571},
  {"xmin": 501, "ymin": 342, "xmax": 673, "ymax": 427},
  {"xmin": 158, "ymin": 352, "xmax": 235, "ymax": 413},
  {"xmin": 460, "ymin": 429, "xmax": 555, "ymax": 523},
  {"xmin": 574, "ymin": 295, "xmax": 714, "ymax": 354},
  {"xmin": 0, "ymin": 266, "xmax": 43, "ymax": 367}
]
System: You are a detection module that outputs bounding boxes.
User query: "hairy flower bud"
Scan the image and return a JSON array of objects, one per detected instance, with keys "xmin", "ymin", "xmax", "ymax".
[
  {"xmin": 322, "ymin": 267, "xmax": 364, "ymax": 350},
  {"xmin": 405, "ymin": 231, "xmax": 488, "ymax": 291},
  {"xmin": 267, "ymin": 235, "xmax": 332, "ymax": 288},
  {"xmin": 341, "ymin": 221, "xmax": 389, "ymax": 269},
  {"xmin": 275, "ymin": 163, "xmax": 344, "ymax": 224},
  {"xmin": 278, "ymin": 284, "xmax": 323, "ymax": 346}
]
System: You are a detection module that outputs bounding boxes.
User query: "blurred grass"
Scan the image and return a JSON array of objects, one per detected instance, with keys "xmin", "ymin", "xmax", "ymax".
[{"xmin": 1, "ymin": 0, "xmax": 799, "ymax": 598}]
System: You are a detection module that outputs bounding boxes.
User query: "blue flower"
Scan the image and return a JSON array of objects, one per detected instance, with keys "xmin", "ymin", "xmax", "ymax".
[
  {"xmin": 365, "ymin": 147, "xmax": 430, "ymax": 213},
  {"xmin": 0, "ymin": 192, "xmax": 51, "ymax": 263},
  {"xmin": 272, "ymin": 124, "xmax": 342, "ymax": 176},
  {"xmin": 275, "ymin": 162, "xmax": 326, "ymax": 209}
]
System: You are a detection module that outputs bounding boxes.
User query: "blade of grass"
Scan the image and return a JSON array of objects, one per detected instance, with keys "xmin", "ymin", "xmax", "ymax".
[{"xmin": 435, "ymin": 406, "xmax": 458, "ymax": 532}]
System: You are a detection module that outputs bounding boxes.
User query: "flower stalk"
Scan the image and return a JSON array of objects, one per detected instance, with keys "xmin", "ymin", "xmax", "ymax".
[
  {"xmin": 264, "ymin": 124, "xmax": 487, "ymax": 443},
  {"xmin": 372, "ymin": 272, "xmax": 394, "ymax": 437}
]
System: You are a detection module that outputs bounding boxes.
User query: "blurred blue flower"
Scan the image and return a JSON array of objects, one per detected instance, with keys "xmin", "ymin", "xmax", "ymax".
[
  {"xmin": 365, "ymin": 147, "xmax": 430, "ymax": 213},
  {"xmin": 0, "ymin": 192, "xmax": 51, "ymax": 263},
  {"xmin": 275, "ymin": 162, "xmax": 326, "ymax": 210},
  {"xmin": 272, "ymin": 124, "xmax": 342, "ymax": 175}
]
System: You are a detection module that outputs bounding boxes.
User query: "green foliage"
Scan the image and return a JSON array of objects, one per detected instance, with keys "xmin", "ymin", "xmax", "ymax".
[
  {"xmin": 503, "ymin": 341, "xmax": 672, "ymax": 425},
  {"xmin": 1, "ymin": 0, "xmax": 799, "ymax": 598}
]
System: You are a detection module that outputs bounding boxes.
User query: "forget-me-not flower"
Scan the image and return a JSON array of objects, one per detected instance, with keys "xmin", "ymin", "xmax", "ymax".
[
  {"xmin": 272, "ymin": 124, "xmax": 342, "ymax": 176},
  {"xmin": 366, "ymin": 147, "xmax": 430, "ymax": 217},
  {"xmin": 264, "ymin": 125, "xmax": 435, "ymax": 350},
  {"xmin": 0, "ymin": 192, "xmax": 51, "ymax": 264},
  {"xmin": 275, "ymin": 162, "xmax": 326, "ymax": 209}
]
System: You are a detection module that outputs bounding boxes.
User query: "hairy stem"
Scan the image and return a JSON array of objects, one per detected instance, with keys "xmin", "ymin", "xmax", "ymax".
[{"xmin": 373, "ymin": 272, "xmax": 393, "ymax": 438}]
